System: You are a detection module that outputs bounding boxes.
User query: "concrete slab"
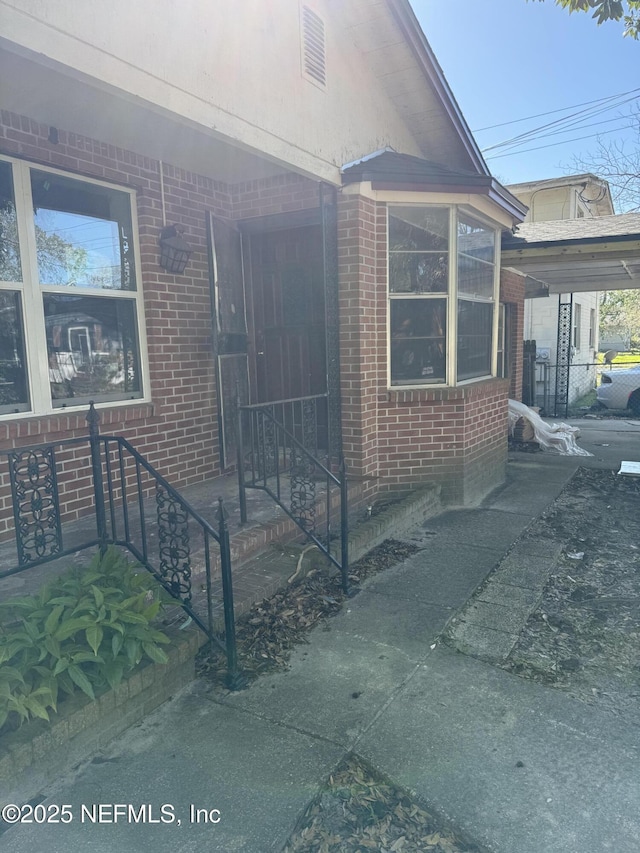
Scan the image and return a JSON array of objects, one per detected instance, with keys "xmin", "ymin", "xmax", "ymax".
[
  {"xmin": 357, "ymin": 646, "xmax": 640, "ymax": 853},
  {"xmin": 327, "ymin": 589, "xmax": 451, "ymax": 661},
  {"xmin": 512, "ymin": 537, "xmax": 564, "ymax": 560},
  {"xmin": 212, "ymin": 625, "xmax": 418, "ymax": 749},
  {"xmin": 454, "ymin": 600, "xmax": 532, "ymax": 634},
  {"xmin": 446, "ymin": 622, "xmax": 518, "ymax": 661},
  {"xmin": 568, "ymin": 419, "xmax": 640, "ymax": 471},
  {"xmin": 486, "ymin": 459, "xmax": 577, "ymax": 515},
  {"xmin": 3, "ymin": 686, "xmax": 343, "ymax": 853},
  {"xmin": 418, "ymin": 510, "xmax": 532, "ymax": 551},
  {"xmin": 476, "ymin": 581, "xmax": 541, "ymax": 609},
  {"xmin": 365, "ymin": 544, "xmax": 505, "ymax": 608},
  {"xmin": 492, "ymin": 552, "xmax": 557, "ymax": 591}
]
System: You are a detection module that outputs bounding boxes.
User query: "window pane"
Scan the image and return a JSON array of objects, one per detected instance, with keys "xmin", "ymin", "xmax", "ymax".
[
  {"xmin": 389, "ymin": 252, "xmax": 448, "ymax": 293},
  {"xmin": 0, "ymin": 161, "xmax": 22, "ymax": 283},
  {"xmin": 44, "ymin": 294, "xmax": 142, "ymax": 406},
  {"xmin": 0, "ymin": 291, "xmax": 30, "ymax": 412},
  {"xmin": 389, "ymin": 206, "xmax": 449, "ymax": 294},
  {"xmin": 31, "ymin": 170, "xmax": 136, "ymax": 291},
  {"xmin": 389, "ymin": 207, "xmax": 449, "ymax": 252},
  {"xmin": 457, "ymin": 300, "xmax": 493, "ymax": 381},
  {"xmin": 458, "ymin": 254, "xmax": 494, "ymax": 299},
  {"xmin": 390, "ymin": 299, "xmax": 446, "ymax": 385},
  {"xmin": 458, "ymin": 215, "xmax": 495, "ymax": 262}
]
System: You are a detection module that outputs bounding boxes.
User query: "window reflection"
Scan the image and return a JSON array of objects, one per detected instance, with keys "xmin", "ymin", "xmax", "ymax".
[
  {"xmin": 389, "ymin": 207, "xmax": 449, "ymax": 252},
  {"xmin": 31, "ymin": 170, "xmax": 135, "ymax": 291},
  {"xmin": 0, "ymin": 161, "xmax": 22, "ymax": 283},
  {"xmin": 457, "ymin": 301, "xmax": 493, "ymax": 381},
  {"xmin": 0, "ymin": 291, "xmax": 30, "ymax": 412},
  {"xmin": 457, "ymin": 254, "xmax": 494, "ymax": 299},
  {"xmin": 44, "ymin": 294, "xmax": 141, "ymax": 405},
  {"xmin": 390, "ymin": 300, "xmax": 447, "ymax": 385},
  {"xmin": 457, "ymin": 215, "xmax": 495, "ymax": 262},
  {"xmin": 389, "ymin": 253, "xmax": 448, "ymax": 294}
]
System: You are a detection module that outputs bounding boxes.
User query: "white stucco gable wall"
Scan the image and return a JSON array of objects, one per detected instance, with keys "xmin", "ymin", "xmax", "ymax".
[{"xmin": 0, "ymin": 0, "xmax": 436, "ymax": 182}]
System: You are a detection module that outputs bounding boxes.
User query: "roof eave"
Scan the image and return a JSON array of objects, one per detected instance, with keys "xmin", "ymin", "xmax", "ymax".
[
  {"xmin": 364, "ymin": 178, "xmax": 527, "ymax": 223},
  {"xmin": 488, "ymin": 180, "xmax": 528, "ymax": 222},
  {"xmin": 503, "ymin": 232, "xmax": 640, "ymax": 252}
]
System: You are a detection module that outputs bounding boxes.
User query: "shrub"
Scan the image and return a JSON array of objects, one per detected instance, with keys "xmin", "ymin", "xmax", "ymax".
[{"xmin": 0, "ymin": 547, "xmax": 171, "ymax": 733}]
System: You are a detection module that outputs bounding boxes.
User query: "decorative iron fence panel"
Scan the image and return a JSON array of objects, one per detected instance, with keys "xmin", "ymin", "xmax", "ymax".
[{"xmin": 3, "ymin": 404, "xmax": 243, "ymax": 689}]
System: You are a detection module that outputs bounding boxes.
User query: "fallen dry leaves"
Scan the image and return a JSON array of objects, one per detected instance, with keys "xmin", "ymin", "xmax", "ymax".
[
  {"xmin": 196, "ymin": 539, "xmax": 419, "ymax": 683},
  {"xmin": 282, "ymin": 755, "xmax": 480, "ymax": 853}
]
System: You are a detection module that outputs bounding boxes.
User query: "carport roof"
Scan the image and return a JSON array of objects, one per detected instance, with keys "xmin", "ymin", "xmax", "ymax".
[{"xmin": 501, "ymin": 213, "xmax": 640, "ymax": 294}]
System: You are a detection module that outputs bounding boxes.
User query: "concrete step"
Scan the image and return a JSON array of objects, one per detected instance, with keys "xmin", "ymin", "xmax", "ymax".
[{"xmin": 199, "ymin": 484, "xmax": 443, "ymax": 630}]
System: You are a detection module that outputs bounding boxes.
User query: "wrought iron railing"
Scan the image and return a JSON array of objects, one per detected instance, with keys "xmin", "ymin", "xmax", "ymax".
[
  {"xmin": 237, "ymin": 394, "xmax": 350, "ymax": 594},
  {"xmin": 3, "ymin": 403, "xmax": 243, "ymax": 689}
]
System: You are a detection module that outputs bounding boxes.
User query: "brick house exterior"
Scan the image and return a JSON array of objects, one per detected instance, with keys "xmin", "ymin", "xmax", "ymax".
[{"xmin": 0, "ymin": 1, "xmax": 528, "ymax": 544}]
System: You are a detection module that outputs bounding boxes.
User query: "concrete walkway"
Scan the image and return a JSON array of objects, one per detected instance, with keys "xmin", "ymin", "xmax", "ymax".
[{"xmin": 3, "ymin": 419, "xmax": 640, "ymax": 853}]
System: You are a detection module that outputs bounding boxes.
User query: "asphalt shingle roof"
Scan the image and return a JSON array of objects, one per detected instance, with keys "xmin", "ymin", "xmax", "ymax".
[
  {"xmin": 341, "ymin": 150, "xmax": 527, "ymax": 220},
  {"xmin": 341, "ymin": 151, "xmax": 490, "ymax": 187},
  {"xmin": 503, "ymin": 213, "xmax": 640, "ymax": 248}
]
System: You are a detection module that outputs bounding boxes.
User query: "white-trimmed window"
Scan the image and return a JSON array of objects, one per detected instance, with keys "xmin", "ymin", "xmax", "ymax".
[
  {"xmin": 573, "ymin": 304, "xmax": 582, "ymax": 350},
  {"xmin": 0, "ymin": 156, "xmax": 146, "ymax": 416},
  {"xmin": 388, "ymin": 205, "xmax": 498, "ymax": 386},
  {"xmin": 497, "ymin": 303, "xmax": 510, "ymax": 379}
]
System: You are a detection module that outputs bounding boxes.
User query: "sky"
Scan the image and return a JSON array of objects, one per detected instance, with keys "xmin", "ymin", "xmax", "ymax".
[{"xmin": 411, "ymin": 0, "xmax": 639, "ymax": 202}]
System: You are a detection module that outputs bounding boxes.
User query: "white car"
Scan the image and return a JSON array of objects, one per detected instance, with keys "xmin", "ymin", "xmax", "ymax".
[{"xmin": 597, "ymin": 365, "xmax": 640, "ymax": 414}]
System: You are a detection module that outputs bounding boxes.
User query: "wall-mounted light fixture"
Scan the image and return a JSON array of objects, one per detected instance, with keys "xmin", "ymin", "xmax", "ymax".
[
  {"xmin": 158, "ymin": 160, "xmax": 192, "ymax": 275},
  {"xmin": 159, "ymin": 224, "xmax": 192, "ymax": 275}
]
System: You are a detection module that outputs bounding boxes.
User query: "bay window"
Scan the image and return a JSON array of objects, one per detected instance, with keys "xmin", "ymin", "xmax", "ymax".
[
  {"xmin": 0, "ymin": 156, "xmax": 145, "ymax": 416},
  {"xmin": 389, "ymin": 204, "xmax": 498, "ymax": 387}
]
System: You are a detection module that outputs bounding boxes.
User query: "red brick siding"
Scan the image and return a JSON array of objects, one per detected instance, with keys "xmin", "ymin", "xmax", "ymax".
[
  {"xmin": 337, "ymin": 194, "xmax": 388, "ymax": 486},
  {"xmin": 0, "ymin": 109, "xmax": 517, "ymax": 542},
  {"xmin": 0, "ymin": 111, "xmax": 323, "ymax": 540},
  {"xmin": 378, "ymin": 380, "xmax": 509, "ymax": 504},
  {"xmin": 337, "ymin": 192, "xmax": 512, "ymax": 504},
  {"xmin": 230, "ymin": 173, "xmax": 319, "ymax": 219}
]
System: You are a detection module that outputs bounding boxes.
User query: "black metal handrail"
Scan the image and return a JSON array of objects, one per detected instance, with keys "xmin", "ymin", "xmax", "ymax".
[
  {"xmin": 237, "ymin": 394, "xmax": 350, "ymax": 594},
  {"xmin": 4, "ymin": 403, "xmax": 243, "ymax": 689}
]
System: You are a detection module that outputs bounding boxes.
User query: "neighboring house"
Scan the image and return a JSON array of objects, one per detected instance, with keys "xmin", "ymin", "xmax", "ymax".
[
  {"xmin": 600, "ymin": 331, "xmax": 631, "ymax": 352},
  {"xmin": 507, "ymin": 175, "xmax": 615, "ymax": 408},
  {"xmin": 0, "ymin": 0, "xmax": 529, "ymax": 538}
]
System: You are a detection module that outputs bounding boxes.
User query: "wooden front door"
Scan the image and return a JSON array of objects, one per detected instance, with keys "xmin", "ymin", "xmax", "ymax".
[{"xmin": 246, "ymin": 226, "xmax": 326, "ymax": 403}]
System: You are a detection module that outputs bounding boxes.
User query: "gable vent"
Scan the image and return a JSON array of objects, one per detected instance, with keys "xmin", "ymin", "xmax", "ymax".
[{"xmin": 301, "ymin": 6, "xmax": 326, "ymax": 86}]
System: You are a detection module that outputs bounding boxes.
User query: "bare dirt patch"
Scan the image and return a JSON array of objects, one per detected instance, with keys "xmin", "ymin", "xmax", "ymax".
[{"xmin": 503, "ymin": 467, "xmax": 640, "ymax": 721}]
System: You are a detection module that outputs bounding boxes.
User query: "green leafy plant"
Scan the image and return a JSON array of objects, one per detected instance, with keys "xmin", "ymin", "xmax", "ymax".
[{"xmin": 0, "ymin": 548, "xmax": 172, "ymax": 733}]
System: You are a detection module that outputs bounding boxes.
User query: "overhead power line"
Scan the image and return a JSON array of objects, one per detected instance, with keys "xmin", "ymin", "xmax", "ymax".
[
  {"xmin": 472, "ymin": 86, "xmax": 640, "ymax": 133},
  {"xmin": 484, "ymin": 122, "xmax": 639, "ymax": 160},
  {"xmin": 482, "ymin": 93, "xmax": 640, "ymax": 154}
]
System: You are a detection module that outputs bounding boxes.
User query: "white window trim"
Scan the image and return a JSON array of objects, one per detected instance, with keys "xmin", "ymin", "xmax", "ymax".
[
  {"xmin": 0, "ymin": 154, "xmax": 150, "ymax": 419},
  {"xmin": 386, "ymin": 203, "xmax": 500, "ymax": 390},
  {"xmin": 573, "ymin": 303, "xmax": 582, "ymax": 352}
]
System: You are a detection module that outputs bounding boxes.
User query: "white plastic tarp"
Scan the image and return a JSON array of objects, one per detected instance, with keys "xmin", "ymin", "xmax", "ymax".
[{"xmin": 508, "ymin": 399, "xmax": 593, "ymax": 456}]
